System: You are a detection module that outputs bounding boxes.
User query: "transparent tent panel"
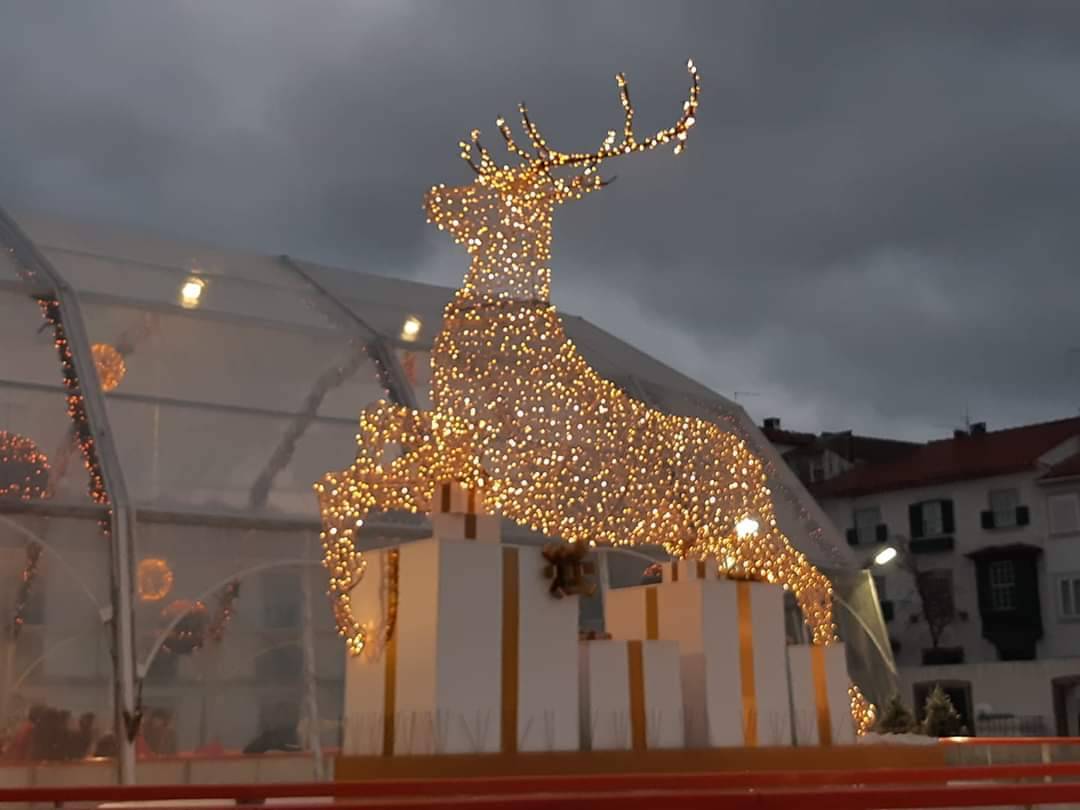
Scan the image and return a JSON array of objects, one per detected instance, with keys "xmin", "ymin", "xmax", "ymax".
[
  {"xmin": 0, "ymin": 245, "xmax": 29, "ymax": 283},
  {"xmin": 103, "ymin": 396, "xmax": 359, "ymax": 515},
  {"xmin": 0, "ymin": 513, "xmax": 113, "ymax": 759},
  {"xmin": 73, "ymin": 298, "xmax": 386, "ymax": 420},
  {"xmin": 829, "ymin": 568, "xmax": 899, "ymax": 709},
  {"xmin": 0, "ymin": 384, "xmax": 98, "ymax": 506},
  {"xmin": 17, "ymin": 212, "xmax": 316, "ymax": 292},
  {"xmin": 41, "ymin": 247, "xmax": 344, "ymax": 333},
  {"xmin": 0, "ymin": 279, "xmax": 97, "ymax": 507},
  {"xmin": 130, "ymin": 523, "xmax": 344, "ymax": 754},
  {"xmin": 0, "ymin": 281, "xmax": 65, "ymax": 390},
  {"xmin": 298, "ymin": 261, "xmax": 451, "ymax": 348}
]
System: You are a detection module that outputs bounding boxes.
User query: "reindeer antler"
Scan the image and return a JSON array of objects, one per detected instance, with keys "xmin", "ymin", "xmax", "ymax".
[
  {"xmin": 520, "ymin": 59, "xmax": 700, "ymax": 170},
  {"xmin": 459, "ymin": 60, "xmax": 700, "ymax": 179}
]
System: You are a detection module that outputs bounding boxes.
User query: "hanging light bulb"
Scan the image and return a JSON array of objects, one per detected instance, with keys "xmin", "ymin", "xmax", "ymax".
[
  {"xmin": 180, "ymin": 277, "xmax": 205, "ymax": 309},
  {"xmin": 401, "ymin": 315, "xmax": 422, "ymax": 342}
]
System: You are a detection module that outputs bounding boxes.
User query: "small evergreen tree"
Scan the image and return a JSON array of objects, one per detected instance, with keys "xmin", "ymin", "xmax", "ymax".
[
  {"xmin": 875, "ymin": 693, "xmax": 916, "ymax": 734},
  {"xmin": 921, "ymin": 685, "xmax": 967, "ymax": 737}
]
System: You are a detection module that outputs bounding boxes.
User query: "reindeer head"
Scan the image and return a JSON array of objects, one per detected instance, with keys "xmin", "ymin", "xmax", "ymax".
[{"xmin": 425, "ymin": 61, "xmax": 700, "ymax": 301}]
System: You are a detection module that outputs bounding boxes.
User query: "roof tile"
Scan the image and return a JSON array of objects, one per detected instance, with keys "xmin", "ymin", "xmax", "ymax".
[{"xmin": 811, "ymin": 417, "xmax": 1080, "ymax": 498}]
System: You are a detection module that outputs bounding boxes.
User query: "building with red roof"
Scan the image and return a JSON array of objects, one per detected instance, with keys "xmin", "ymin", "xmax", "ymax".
[{"xmin": 803, "ymin": 416, "xmax": 1080, "ymax": 737}]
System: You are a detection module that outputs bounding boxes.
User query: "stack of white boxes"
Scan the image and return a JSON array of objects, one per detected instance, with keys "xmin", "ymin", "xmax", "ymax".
[{"xmin": 343, "ymin": 491, "xmax": 856, "ymax": 755}]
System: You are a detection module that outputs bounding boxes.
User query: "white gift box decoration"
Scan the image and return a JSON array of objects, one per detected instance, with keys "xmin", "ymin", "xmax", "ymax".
[
  {"xmin": 343, "ymin": 485, "xmax": 579, "ymax": 756},
  {"xmin": 786, "ymin": 643, "xmax": 856, "ymax": 746},
  {"xmin": 578, "ymin": 639, "xmax": 684, "ymax": 751},
  {"xmin": 606, "ymin": 577, "xmax": 792, "ymax": 747}
]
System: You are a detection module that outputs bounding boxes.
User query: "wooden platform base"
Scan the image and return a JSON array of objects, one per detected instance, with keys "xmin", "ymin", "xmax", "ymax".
[{"xmin": 336, "ymin": 744, "xmax": 946, "ymax": 781}]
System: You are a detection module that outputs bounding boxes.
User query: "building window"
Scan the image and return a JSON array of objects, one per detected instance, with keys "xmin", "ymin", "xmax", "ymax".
[
  {"xmin": 854, "ymin": 506, "xmax": 882, "ymax": 545},
  {"xmin": 988, "ymin": 560, "xmax": 1017, "ymax": 612},
  {"xmin": 1059, "ymin": 576, "xmax": 1080, "ymax": 620},
  {"xmin": 989, "ymin": 489, "xmax": 1019, "ymax": 528},
  {"xmin": 910, "ymin": 499, "xmax": 954, "ymax": 539},
  {"xmin": 1049, "ymin": 494, "xmax": 1080, "ymax": 536},
  {"xmin": 922, "ymin": 501, "xmax": 944, "ymax": 537}
]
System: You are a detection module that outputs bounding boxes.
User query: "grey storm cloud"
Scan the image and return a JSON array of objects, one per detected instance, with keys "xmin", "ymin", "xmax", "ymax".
[{"xmin": 3, "ymin": 0, "xmax": 1080, "ymax": 440}]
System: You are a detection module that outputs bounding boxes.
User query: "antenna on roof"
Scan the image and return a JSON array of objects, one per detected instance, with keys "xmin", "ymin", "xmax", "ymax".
[{"xmin": 1070, "ymin": 348, "xmax": 1080, "ymax": 415}]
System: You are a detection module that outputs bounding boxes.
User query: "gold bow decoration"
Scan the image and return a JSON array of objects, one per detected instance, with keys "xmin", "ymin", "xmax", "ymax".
[{"xmin": 541, "ymin": 541, "xmax": 597, "ymax": 598}]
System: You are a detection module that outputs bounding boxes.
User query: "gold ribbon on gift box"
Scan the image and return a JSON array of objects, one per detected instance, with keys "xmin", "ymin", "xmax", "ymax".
[
  {"xmin": 642, "ymin": 579, "xmax": 759, "ymax": 746},
  {"xmin": 501, "ymin": 546, "xmax": 520, "ymax": 753},
  {"xmin": 381, "ymin": 544, "xmax": 522, "ymax": 755},
  {"xmin": 810, "ymin": 644, "xmax": 833, "ymax": 746},
  {"xmin": 736, "ymin": 580, "xmax": 758, "ymax": 747},
  {"xmin": 669, "ymin": 559, "xmax": 708, "ymax": 581},
  {"xmin": 627, "ymin": 640, "xmax": 648, "ymax": 752},
  {"xmin": 437, "ymin": 481, "xmax": 482, "ymax": 539}
]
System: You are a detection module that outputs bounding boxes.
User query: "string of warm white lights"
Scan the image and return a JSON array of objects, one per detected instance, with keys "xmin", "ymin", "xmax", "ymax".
[
  {"xmin": 37, "ymin": 298, "xmax": 111, "ymax": 532},
  {"xmin": 208, "ymin": 580, "xmax": 241, "ymax": 643},
  {"xmin": 10, "ymin": 542, "xmax": 42, "ymax": 641},
  {"xmin": 316, "ymin": 61, "xmax": 874, "ymax": 731}
]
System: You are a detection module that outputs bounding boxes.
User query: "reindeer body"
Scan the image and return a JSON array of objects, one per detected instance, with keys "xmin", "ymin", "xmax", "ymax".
[{"xmin": 317, "ymin": 62, "xmax": 838, "ymax": 657}]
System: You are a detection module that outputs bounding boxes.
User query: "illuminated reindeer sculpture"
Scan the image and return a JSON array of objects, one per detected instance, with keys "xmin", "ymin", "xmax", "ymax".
[{"xmin": 317, "ymin": 62, "xmax": 869, "ymax": 727}]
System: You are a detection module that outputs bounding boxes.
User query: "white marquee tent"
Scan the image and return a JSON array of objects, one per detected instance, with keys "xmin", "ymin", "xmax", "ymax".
[{"xmin": 0, "ymin": 207, "xmax": 892, "ymax": 780}]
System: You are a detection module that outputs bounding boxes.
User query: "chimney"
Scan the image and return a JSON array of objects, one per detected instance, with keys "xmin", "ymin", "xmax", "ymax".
[
  {"xmin": 971, "ymin": 422, "xmax": 987, "ymax": 435},
  {"xmin": 763, "ymin": 417, "xmax": 781, "ymax": 431}
]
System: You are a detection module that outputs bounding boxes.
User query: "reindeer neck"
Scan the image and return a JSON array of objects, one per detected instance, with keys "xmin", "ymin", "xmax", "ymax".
[{"xmin": 456, "ymin": 216, "xmax": 553, "ymax": 304}]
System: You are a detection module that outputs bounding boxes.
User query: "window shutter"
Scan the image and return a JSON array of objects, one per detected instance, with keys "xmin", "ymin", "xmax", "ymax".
[
  {"xmin": 942, "ymin": 500, "xmax": 955, "ymax": 534},
  {"xmin": 981, "ymin": 510, "xmax": 995, "ymax": 530},
  {"xmin": 1016, "ymin": 505, "xmax": 1030, "ymax": 526},
  {"xmin": 875, "ymin": 523, "xmax": 889, "ymax": 544},
  {"xmin": 909, "ymin": 503, "xmax": 924, "ymax": 539},
  {"xmin": 1015, "ymin": 557, "xmax": 1042, "ymax": 626},
  {"xmin": 846, "ymin": 528, "xmax": 859, "ymax": 546}
]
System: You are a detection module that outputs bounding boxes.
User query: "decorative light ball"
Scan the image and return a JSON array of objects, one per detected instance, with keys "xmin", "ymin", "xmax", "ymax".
[
  {"xmin": 91, "ymin": 343, "xmax": 126, "ymax": 392},
  {"xmin": 0, "ymin": 432, "xmax": 50, "ymax": 502},
  {"xmin": 137, "ymin": 558, "xmax": 174, "ymax": 603},
  {"xmin": 160, "ymin": 599, "xmax": 208, "ymax": 656}
]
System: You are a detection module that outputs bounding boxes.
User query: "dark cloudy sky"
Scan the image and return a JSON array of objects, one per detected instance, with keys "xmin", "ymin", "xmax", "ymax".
[{"xmin": 4, "ymin": 1, "xmax": 1080, "ymax": 441}]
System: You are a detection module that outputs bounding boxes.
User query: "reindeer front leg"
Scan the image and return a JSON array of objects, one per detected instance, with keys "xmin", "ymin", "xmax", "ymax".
[{"xmin": 315, "ymin": 400, "xmax": 485, "ymax": 655}]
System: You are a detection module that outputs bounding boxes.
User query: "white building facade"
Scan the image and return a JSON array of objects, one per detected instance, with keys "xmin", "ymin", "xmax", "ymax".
[{"xmin": 813, "ymin": 420, "xmax": 1080, "ymax": 735}]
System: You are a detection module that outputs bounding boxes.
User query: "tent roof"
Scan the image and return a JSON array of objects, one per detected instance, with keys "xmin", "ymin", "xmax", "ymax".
[{"xmin": 1, "ymin": 208, "xmax": 852, "ymax": 568}]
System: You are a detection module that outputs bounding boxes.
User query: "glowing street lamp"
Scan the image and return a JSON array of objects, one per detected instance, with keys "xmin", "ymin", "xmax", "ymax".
[{"xmin": 873, "ymin": 546, "xmax": 898, "ymax": 567}]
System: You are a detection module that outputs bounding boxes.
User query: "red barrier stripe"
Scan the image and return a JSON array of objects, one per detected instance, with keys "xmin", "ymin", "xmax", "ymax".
[
  {"xmin": 103, "ymin": 783, "xmax": 1080, "ymax": 810},
  {"xmin": 3, "ymin": 760, "xmax": 1080, "ymax": 804}
]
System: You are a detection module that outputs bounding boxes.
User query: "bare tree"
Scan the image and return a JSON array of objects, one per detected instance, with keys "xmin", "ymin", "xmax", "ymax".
[{"xmin": 894, "ymin": 535, "xmax": 955, "ymax": 652}]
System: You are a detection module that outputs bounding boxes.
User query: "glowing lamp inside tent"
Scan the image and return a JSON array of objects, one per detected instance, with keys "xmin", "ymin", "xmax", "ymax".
[
  {"xmin": 401, "ymin": 315, "xmax": 422, "ymax": 342},
  {"xmin": 180, "ymin": 277, "xmax": 205, "ymax": 309}
]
